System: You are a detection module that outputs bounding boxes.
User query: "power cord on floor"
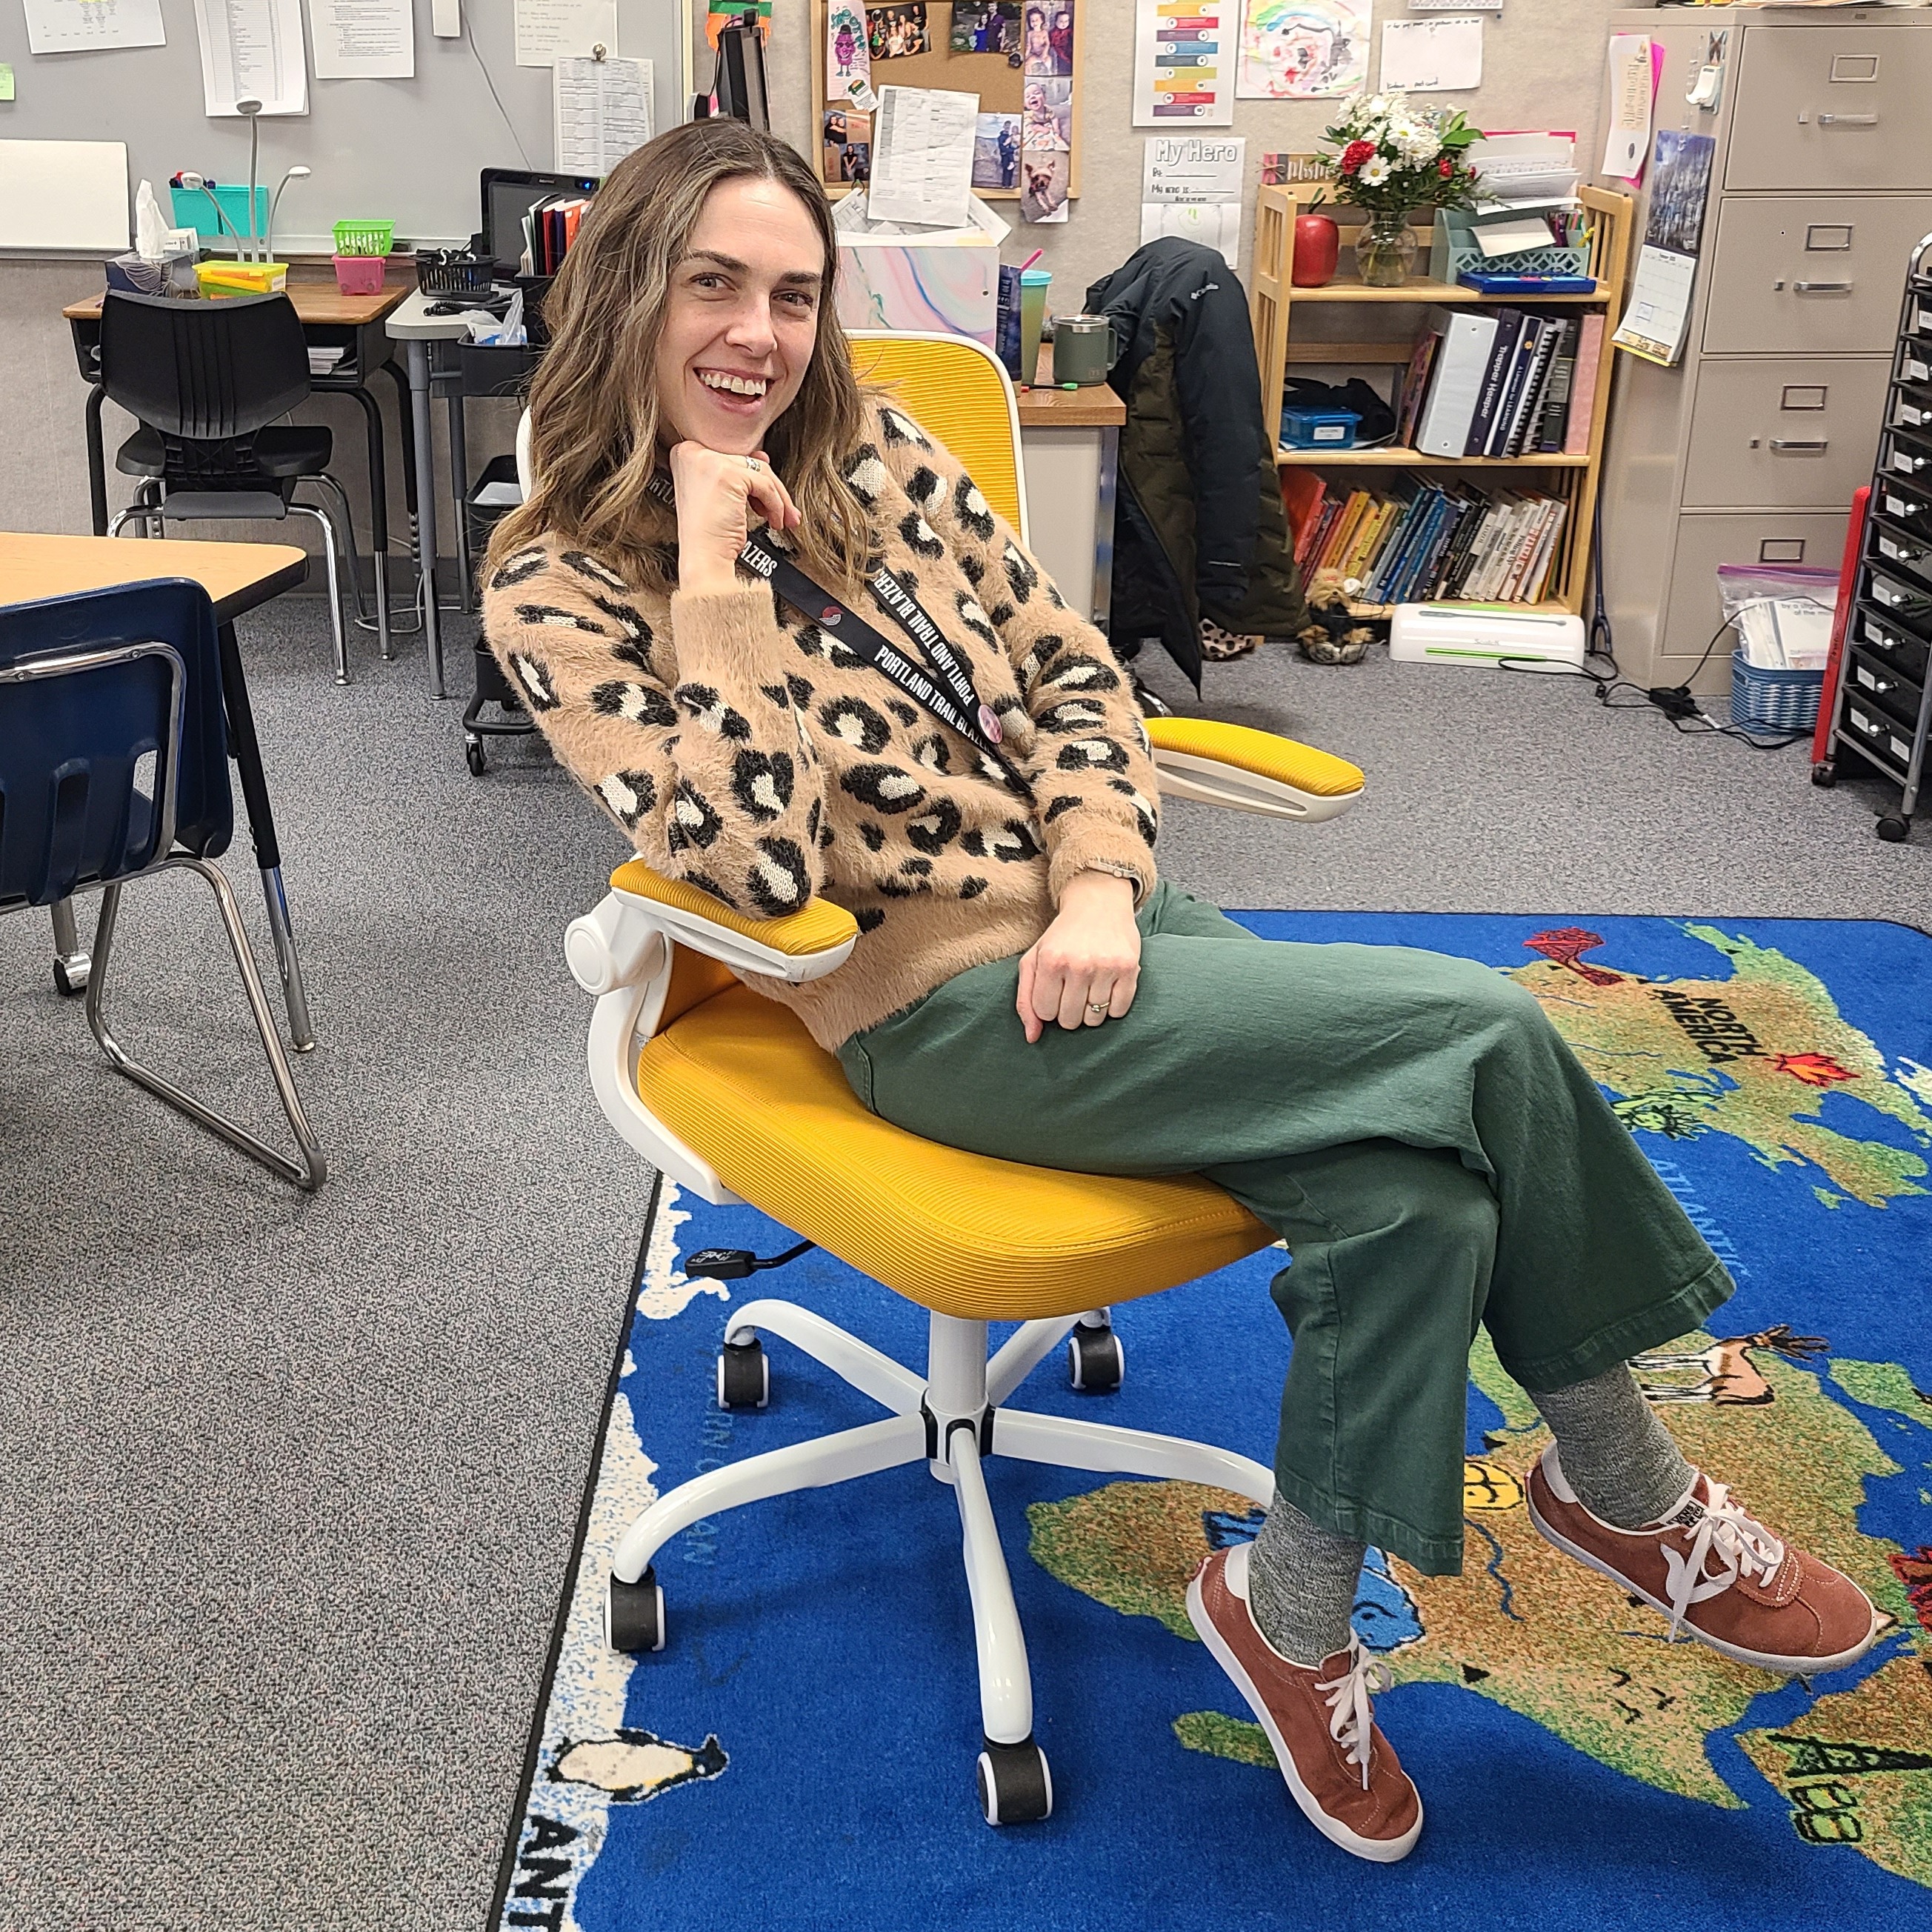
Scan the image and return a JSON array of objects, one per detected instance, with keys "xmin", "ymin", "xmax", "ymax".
[{"xmin": 1496, "ymin": 494, "xmax": 1808, "ymax": 750}]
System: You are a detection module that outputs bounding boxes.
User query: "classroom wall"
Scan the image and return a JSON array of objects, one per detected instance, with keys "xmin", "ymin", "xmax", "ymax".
[
  {"xmin": 752, "ymin": 0, "xmax": 1628, "ymax": 305},
  {"xmin": 1, "ymin": 0, "xmax": 1622, "ymax": 564}
]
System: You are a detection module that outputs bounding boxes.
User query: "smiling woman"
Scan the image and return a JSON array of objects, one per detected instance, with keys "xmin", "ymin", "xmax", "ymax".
[{"xmin": 479, "ymin": 123, "xmax": 1879, "ymax": 1869}]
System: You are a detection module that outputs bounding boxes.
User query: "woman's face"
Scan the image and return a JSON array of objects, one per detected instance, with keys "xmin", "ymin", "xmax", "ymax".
[{"xmin": 653, "ymin": 176, "xmax": 826, "ymax": 458}]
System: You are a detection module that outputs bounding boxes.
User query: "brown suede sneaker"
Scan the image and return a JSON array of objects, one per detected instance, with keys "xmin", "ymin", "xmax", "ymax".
[
  {"xmin": 1525, "ymin": 1445, "xmax": 1884, "ymax": 1676},
  {"xmin": 1186, "ymin": 1543, "xmax": 1423, "ymax": 1862}
]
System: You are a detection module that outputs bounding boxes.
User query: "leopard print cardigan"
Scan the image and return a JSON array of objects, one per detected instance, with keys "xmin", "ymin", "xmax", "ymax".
[{"xmin": 482, "ymin": 397, "xmax": 1161, "ymax": 1053}]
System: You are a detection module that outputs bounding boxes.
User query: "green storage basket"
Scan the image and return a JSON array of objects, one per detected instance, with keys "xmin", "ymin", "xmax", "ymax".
[
  {"xmin": 1430, "ymin": 211, "xmax": 1588, "ymax": 284},
  {"xmin": 333, "ymin": 220, "xmax": 395, "ymax": 259}
]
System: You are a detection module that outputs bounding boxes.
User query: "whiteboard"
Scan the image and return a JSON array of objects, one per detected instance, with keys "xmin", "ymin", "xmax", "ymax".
[
  {"xmin": 0, "ymin": 140, "xmax": 130, "ymax": 249},
  {"xmin": 0, "ymin": 0, "xmax": 691, "ymax": 253}
]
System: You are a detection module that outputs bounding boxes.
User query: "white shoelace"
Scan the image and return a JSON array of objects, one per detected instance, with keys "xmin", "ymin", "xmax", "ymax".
[
  {"xmin": 1659, "ymin": 1479, "xmax": 1786, "ymax": 1642},
  {"xmin": 1316, "ymin": 1636, "xmax": 1393, "ymax": 1790}
]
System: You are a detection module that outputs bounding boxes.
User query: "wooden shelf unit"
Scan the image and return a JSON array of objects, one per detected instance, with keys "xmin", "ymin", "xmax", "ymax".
[{"xmin": 1249, "ymin": 182, "xmax": 1634, "ymax": 616}]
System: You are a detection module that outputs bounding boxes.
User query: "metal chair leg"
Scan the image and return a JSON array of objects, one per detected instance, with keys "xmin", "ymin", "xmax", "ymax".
[
  {"xmin": 309, "ymin": 473, "xmax": 373, "ymax": 624},
  {"xmin": 257, "ymin": 861, "xmax": 316, "ymax": 1053},
  {"xmin": 84, "ymin": 859, "xmax": 326, "ymax": 1190},
  {"xmin": 289, "ymin": 502, "xmax": 351, "ymax": 686},
  {"xmin": 49, "ymin": 896, "xmax": 91, "ymax": 995}
]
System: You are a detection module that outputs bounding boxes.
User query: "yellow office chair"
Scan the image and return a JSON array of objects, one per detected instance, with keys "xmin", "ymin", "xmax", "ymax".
[{"xmin": 544, "ymin": 336, "xmax": 1368, "ymax": 1827}]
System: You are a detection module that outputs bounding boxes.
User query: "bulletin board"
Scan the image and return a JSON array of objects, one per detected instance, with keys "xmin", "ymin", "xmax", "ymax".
[{"xmin": 809, "ymin": 1, "xmax": 1085, "ymax": 213}]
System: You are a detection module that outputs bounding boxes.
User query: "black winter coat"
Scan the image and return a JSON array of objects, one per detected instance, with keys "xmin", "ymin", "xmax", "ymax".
[{"xmin": 1086, "ymin": 239, "xmax": 1305, "ymax": 685}]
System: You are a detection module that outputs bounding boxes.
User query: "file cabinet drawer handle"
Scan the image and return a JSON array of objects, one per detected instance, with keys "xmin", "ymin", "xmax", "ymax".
[
  {"xmin": 1769, "ymin": 438, "xmax": 1828, "ymax": 452},
  {"xmin": 1816, "ymin": 113, "xmax": 1879, "ymax": 127},
  {"xmin": 1793, "ymin": 280, "xmax": 1853, "ymax": 293}
]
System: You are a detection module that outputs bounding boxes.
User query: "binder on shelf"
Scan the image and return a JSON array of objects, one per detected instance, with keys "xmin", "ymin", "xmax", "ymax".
[
  {"xmin": 1467, "ymin": 307, "xmax": 1526, "ymax": 457},
  {"xmin": 1414, "ymin": 310, "xmax": 1500, "ymax": 458},
  {"xmin": 1562, "ymin": 313, "xmax": 1607, "ymax": 456}
]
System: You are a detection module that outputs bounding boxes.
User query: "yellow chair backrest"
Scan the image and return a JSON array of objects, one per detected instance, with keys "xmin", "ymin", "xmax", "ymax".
[{"xmin": 846, "ymin": 330, "xmax": 1029, "ymax": 544}]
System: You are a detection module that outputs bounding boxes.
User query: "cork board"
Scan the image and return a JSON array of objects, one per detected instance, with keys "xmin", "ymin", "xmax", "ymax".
[{"xmin": 810, "ymin": 1, "xmax": 1085, "ymax": 204}]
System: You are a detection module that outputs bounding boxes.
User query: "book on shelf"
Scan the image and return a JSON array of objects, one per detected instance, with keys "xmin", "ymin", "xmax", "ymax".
[
  {"xmin": 1370, "ymin": 306, "xmax": 1599, "ymax": 461},
  {"xmin": 1562, "ymin": 313, "xmax": 1607, "ymax": 456},
  {"xmin": 1302, "ymin": 474, "xmax": 1568, "ymax": 606}
]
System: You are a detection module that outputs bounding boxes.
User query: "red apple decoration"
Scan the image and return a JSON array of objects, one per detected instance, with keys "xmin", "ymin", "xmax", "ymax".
[{"xmin": 1292, "ymin": 211, "xmax": 1340, "ymax": 287}]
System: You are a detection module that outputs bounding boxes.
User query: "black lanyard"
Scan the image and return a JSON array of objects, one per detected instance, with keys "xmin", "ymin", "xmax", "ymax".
[{"xmin": 646, "ymin": 470, "xmax": 1007, "ymax": 760}]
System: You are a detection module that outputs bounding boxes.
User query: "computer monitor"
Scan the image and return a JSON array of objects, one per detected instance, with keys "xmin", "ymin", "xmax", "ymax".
[
  {"xmin": 481, "ymin": 167, "xmax": 602, "ymax": 265},
  {"xmin": 713, "ymin": 13, "xmax": 770, "ymax": 130}
]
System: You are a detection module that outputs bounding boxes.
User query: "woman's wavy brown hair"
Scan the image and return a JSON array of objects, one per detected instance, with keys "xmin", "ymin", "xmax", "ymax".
[{"xmin": 487, "ymin": 119, "xmax": 869, "ymax": 593}]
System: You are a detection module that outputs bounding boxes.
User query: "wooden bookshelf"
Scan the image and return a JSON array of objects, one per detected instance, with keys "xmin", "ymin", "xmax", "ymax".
[{"xmin": 1250, "ymin": 181, "xmax": 1634, "ymax": 616}]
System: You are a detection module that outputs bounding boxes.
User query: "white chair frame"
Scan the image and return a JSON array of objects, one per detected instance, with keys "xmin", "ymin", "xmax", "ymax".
[{"xmin": 565, "ymin": 887, "xmax": 1273, "ymax": 1825}]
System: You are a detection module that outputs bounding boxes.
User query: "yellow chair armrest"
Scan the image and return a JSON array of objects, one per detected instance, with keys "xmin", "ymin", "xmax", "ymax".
[
  {"xmin": 606, "ymin": 860, "xmax": 859, "ymax": 982},
  {"xmin": 1144, "ymin": 717, "xmax": 1364, "ymax": 824}
]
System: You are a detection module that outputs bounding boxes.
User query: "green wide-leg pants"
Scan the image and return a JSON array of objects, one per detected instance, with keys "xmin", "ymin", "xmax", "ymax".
[{"xmin": 836, "ymin": 882, "xmax": 1731, "ymax": 1575}]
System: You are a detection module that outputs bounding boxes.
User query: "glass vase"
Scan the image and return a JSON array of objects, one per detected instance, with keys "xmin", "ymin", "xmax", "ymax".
[{"xmin": 1353, "ymin": 214, "xmax": 1418, "ymax": 288}]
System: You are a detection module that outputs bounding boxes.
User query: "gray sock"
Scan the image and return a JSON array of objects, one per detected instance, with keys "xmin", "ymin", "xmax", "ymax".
[
  {"xmin": 1530, "ymin": 1363, "xmax": 1696, "ymax": 1529},
  {"xmin": 1243, "ymin": 1493, "xmax": 1367, "ymax": 1668}
]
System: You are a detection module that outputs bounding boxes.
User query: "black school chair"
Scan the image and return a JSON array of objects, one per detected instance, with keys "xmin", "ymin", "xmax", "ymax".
[
  {"xmin": 99, "ymin": 291, "xmax": 357, "ymax": 684},
  {"xmin": 0, "ymin": 579, "xmax": 324, "ymax": 1188}
]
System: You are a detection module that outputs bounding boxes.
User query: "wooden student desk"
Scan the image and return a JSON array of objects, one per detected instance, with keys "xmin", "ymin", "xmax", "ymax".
[
  {"xmin": 62, "ymin": 274, "xmax": 415, "ymax": 612},
  {"xmin": 1016, "ymin": 345, "xmax": 1124, "ymax": 631},
  {"xmin": 0, "ymin": 532, "xmax": 317, "ymax": 1049}
]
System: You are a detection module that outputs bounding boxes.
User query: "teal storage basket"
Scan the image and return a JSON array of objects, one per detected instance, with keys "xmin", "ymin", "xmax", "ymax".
[
  {"xmin": 1731, "ymin": 656, "xmax": 1824, "ymax": 733},
  {"xmin": 169, "ymin": 182, "xmax": 270, "ymax": 247},
  {"xmin": 1430, "ymin": 211, "xmax": 1588, "ymax": 284}
]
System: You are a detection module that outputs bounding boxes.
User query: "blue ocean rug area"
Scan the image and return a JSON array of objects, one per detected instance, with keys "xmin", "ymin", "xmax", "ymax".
[{"xmin": 493, "ymin": 915, "xmax": 1932, "ymax": 1932}]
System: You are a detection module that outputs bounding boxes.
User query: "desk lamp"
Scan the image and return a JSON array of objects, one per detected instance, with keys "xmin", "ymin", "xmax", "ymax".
[
  {"xmin": 267, "ymin": 166, "xmax": 310, "ymax": 264},
  {"xmin": 236, "ymin": 96, "xmax": 264, "ymax": 261}
]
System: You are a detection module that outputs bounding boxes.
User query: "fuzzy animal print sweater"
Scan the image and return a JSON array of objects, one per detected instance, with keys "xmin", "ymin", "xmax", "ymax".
[{"xmin": 483, "ymin": 399, "xmax": 1162, "ymax": 1053}]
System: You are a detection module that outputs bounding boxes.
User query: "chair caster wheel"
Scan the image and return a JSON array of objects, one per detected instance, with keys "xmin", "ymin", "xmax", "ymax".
[
  {"xmin": 464, "ymin": 736, "xmax": 487, "ymax": 776},
  {"xmin": 53, "ymin": 957, "xmax": 89, "ymax": 996},
  {"xmin": 1067, "ymin": 1325, "xmax": 1124, "ymax": 1393},
  {"xmin": 976, "ymin": 1738, "xmax": 1053, "ymax": 1826},
  {"xmin": 717, "ymin": 1337, "xmax": 770, "ymax": 1410},
  {"xmin": 606, "ymin": 1566, "xmax": 665, "ymax": 1653},
  {"xmin": 1811, "ymin": 762, "xmax": 1836, "ymax": 788},
  {"xmin": 1876, "ymin": 815, "xmax": 1911, "ymax": 842}
]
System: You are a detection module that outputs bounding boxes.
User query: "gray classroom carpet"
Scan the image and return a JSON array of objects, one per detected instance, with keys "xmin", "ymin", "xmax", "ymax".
[{"xmin": 1, "ymin": 599, "xmax": 1925, "ymax": 1932}]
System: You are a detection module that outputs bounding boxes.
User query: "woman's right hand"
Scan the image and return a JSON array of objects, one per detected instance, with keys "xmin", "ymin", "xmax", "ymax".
[{"xmin": 668, "ymin": 441, "xmax": 800, "ymax": 598}]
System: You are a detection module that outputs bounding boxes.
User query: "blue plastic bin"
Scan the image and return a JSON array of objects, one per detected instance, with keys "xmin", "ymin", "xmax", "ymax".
[{"xmin": 1281, "ymin": 406, "xmax": 1360, "ymax": 450}]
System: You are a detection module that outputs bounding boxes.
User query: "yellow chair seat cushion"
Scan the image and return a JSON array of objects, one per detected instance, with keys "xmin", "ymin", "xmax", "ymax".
[
  {"xmin": 613, "ymin": 859, "xmax": 860, "ymax": 956},
  {"xmin": 637, "ymin": 985, "xmax": 1275, "ymax": 1321},
  {"xmin": 1145, "ymin": 717, "xmax": 1365, "ymax": 799}
]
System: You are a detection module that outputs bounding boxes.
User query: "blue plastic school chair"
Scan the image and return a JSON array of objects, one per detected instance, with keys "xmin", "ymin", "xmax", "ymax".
[{"xmin": 0, "ymin": 579, "xmax": 324, "ymax": 1188}]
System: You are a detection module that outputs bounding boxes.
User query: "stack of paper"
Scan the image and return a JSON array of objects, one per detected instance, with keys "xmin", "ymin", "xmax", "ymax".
[
  {"xmin": 1734, "ymin": 596, "xmax": 1834, "ymax": 670},
  {"xmin": 1467, "ymin": 133, "xmax": 1580, "ymax": 215}
]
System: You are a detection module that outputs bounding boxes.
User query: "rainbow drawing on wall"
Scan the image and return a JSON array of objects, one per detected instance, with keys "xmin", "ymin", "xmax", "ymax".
[{"xmin": 1236, "ymin": 0, "xmax": 1368, "ymax": 101}]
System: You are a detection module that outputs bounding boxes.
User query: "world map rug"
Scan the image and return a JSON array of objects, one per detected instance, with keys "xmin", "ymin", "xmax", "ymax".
[{"xmin": 493, "ymin": 914, "xmax": 1932, "ymax": 1932}]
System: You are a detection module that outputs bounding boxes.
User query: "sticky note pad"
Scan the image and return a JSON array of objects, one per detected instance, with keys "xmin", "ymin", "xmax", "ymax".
[{"xmin": 0, "ymin": 66, "xmax": 15, "ymax": 103}]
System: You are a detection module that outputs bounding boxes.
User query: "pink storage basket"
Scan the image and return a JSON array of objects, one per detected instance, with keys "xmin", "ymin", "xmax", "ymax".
[{"xmin": 333, "ymin": 255, "xmax": 387, "ymax": 296}]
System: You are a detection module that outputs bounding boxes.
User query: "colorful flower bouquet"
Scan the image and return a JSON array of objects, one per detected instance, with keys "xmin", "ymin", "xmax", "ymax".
[{"xmin": 1319, "ymin": 96, "xmax": 1485, "ymax": 285}]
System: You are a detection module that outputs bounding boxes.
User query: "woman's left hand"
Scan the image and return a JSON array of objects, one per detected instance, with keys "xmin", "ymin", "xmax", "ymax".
[{"xmin": 1016, "ymin": 870, "xmax": 1142, "ymax": 1044}]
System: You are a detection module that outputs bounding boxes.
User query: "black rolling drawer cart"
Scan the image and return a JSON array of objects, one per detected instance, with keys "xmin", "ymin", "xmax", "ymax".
[{"xmin": 1818, "ymin": 235, "xmax": 1932, "ymax": 842}]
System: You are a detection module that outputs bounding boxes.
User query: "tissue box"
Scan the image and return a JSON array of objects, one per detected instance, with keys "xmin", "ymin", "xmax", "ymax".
[
  {"xmin": 834, "ymin": 194, "xmax": 1010, "ymax": 347},
  {"xmin": 106, "ymin": 250, "xmax": 200, "ymax": 298}
]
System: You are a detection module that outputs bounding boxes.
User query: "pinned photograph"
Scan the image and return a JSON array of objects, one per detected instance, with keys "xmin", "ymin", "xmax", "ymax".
[
  {"xmin": 822, "ymin": 108, "xmax": 872, "ymax": 184},
  {"xmin": 1019, "ymin": 147, "xmax": 1070, "ymax": 223},
  {"xmin": 868, "ymin": 3, "xmax": 930, "ymax": 60},
  {"xmin": 1022, "ymin": 76, "xmax": 1073, "ymax": 152},
  {"xmin": 1021, "ymin": 3, "xmax": 1073, "ymax": 76},
  {"xmin": 973, "ymin": 111, "xmax": 1022, "ymax": 190},
  {"xmin": 951, "ymin": 1, "xmax": 1019, "ymax": 56}
]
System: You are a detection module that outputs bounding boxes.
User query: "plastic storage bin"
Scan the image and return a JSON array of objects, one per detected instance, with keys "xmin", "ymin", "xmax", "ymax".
[
  {"xmin": 333, "ymin": 221, "xmax": 395, "ymax": 259},
  {"xmin": 333, "ymin": 256, "xmax": 387, "ymax": 295},
  {"xmin": 1731, "ymin": 656, "xmax": 1825, "ymax": 733},
  {"xmin": 1281, "ymin": 406, "xmax": 1360, "ymax": 450}
]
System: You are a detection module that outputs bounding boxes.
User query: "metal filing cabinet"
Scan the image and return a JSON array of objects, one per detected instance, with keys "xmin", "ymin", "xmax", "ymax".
[{"xmin": 1597, "ymin": 7, "xmax": 1932, "ymax": 693}]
